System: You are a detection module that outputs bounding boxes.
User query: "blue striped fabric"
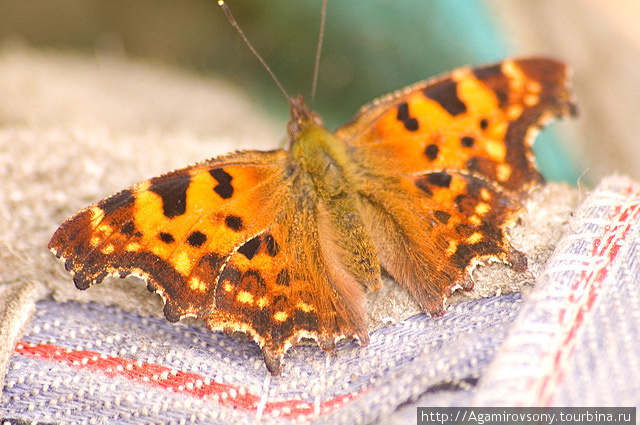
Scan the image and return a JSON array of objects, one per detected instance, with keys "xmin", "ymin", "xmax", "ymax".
[{"xmin": 2, "ymin": 293, "xmax": 524, "ymax": 424}]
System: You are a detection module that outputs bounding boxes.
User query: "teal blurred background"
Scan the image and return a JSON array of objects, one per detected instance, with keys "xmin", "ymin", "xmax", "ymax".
[{"xmin": 2, "ymin": 0, "xmax": 639, "ymax": 184}]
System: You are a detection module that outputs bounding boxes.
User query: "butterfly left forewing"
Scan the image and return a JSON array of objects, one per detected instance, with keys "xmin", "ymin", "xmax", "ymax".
[{"xmin": 49, "ymin": 149, "xmax": 291, "ymax": 321}]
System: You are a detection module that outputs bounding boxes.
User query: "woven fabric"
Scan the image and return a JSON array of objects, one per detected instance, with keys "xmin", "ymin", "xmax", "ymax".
[
  {"xmin": 2, "ymin": 294, "xmax": 522, "ymax": 424},
  {"xmin": 475, "ymin": 175, "xmax": 640, "ymax": 407}
]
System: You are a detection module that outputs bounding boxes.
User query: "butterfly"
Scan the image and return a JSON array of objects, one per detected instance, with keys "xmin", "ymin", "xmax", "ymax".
[{"xmin": 49, "ymin": 57, "xmax": 576, "ymax": 375}]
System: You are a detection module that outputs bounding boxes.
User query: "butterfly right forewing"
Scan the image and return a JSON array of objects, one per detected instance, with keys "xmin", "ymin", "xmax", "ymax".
[{"xmin": 339, "ymin": 57, "xmax": 577, "ymax": 194}]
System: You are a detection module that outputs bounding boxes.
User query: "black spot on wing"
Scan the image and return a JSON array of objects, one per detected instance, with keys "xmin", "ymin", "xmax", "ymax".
[
  {"xmin": 210, "ymin": 168, "xmax": 234, "ymax": 199},
  {"xmin": 187, "ymin": 231, "xmax": 207, "ymax": 247},
  {"xmin": 225, "ymin": 215, "xmax": 244, "ymax": 232},
  {"xmin": 434, "ymin": 210, "xmax": 451, "ymax": 225},
  {"xmin": 424, "ymin": 144, "xmax": 439, "ymax": 160},
  {"xmin": 396, "ymin": 102, "xmax": 419, "ymax": 131},
  {"xmin": 427, "ymin": 172, "xmax": 452, "ymax": 188},
  {"xmin": 149, "ymin": 174, "xmax": 191, "ymax": 218},
  {"xmin": 461, "ymin": 136, "xmax": 475, "ymax": 147},
  {"xmin": 276, "ymin": 269, "xmax": 290, "ymax": 286},
  {"xmin": 423, "ymin": 79, "xmax": 467, "ymax": 116},
  {"xmin": 159, "ymin": 232, "xmax": 175, "ymax": 244},
  {"xmin": 415, "ymin": 179, "xmax": 433, "ymax": 197},
  {"xmin": 121, "ymin": 221, "xmax": 136, "ymax": 236},
  {"xmin": 264, "ymin": 234, "xmax": 280, "ymax": 257},
  {"xmin": 237, "ymin": 236, "xmax": 261, "ymax": 260}
]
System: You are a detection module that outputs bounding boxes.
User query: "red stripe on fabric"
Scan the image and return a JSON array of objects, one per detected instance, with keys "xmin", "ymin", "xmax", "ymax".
[
  {"xmin": 534, "ymin": 186, "xmax": 640, "ymax": 405},
  {"xmin": 14, "ymin": 341, "xmax": 366, "ymax": 419}
]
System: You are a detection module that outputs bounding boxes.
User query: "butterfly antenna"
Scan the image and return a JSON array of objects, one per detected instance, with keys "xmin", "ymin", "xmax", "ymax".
[
  {"xmin": 218, "ymin": 1, "xmax": 291, "ymax": 102},
  {"xmin": 310, "ymin": 0, "xmax": 328, "ymax": 108}
]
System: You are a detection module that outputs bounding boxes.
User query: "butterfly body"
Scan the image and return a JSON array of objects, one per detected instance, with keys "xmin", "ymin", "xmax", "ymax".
[
  {"xmin": 50, "ymin": 58, "xmax": 577, "ymax": 374},
  {"xmin": 289, "ymin": 98, "xmax": 383, "ymax": 278}
]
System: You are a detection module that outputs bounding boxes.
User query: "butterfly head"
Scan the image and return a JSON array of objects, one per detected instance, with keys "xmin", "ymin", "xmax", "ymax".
[{"xmin": 287, "ymin": 95, "xmax": 324, "ymax": 146}]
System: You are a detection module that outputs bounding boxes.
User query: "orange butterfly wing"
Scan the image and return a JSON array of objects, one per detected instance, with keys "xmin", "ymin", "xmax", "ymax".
[
  {"xmin": 338, "ymin": 57, "xmax": 576, "ymax": 192},
  {"xmin": 49, "ymin": 149, "xmax": 367, "ymax": 374},
  {"xmin": 338, "ymin": 57, "xmax": 577, "ymax": 313}
]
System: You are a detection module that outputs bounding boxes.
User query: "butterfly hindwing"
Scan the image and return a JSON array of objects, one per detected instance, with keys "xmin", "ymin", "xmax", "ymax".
[{"xmin": 208, "ymin": 197, "xmax": 369, "ymax": 374}]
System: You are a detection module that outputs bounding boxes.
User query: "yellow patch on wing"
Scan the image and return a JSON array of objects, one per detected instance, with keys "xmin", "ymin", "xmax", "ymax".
[
  {"xmin": 475, "ymin": 202, "xmax": 491, "ymax": 215},
  {"xmin": 446, "ymin": 240, "xmax": 458, "ymax": 256},
  {"xmin": 273, "ymin": 311, "xmax": 288, "ymax": 322},
  {"xmin": 450, "ymin": 174, "xmax": 467, "ymax": 194},
  {"xmin": 89, "ymin": 206, "xmax": 104, "ymax": 224},
  {"xmin": 236, "ymin": 291, "xmax": 254, "ymax": 304},
  {"xmin": 502, "ymin": 60, "xmax": 525, "ymax": 86},
  {"xmin": 101, "ymin": 244, "xmax": 115, "ymax": 255},
  {"xmin": 257, "ymin": 296, "xmax": 269, "ymax": 309},
  {"xmin": 466, "ymin": 232, "xmax": 483, "ymax": 244},
  {"xmin": 469, "ymin": 215, "xmax": 482, "ymax": 226},
  {"xmin": 496, "ymin": 164, "xmax": 512, "ymax": 182},
  {"xmin": 296, "ymin": 301, "xmax": 314, "ymax": 313},
  {"xmin": 172, "ymin": 250, "xmax": 193, "ymax": 276},
  {"xmin": 485, "ymin": 140, "xmax": 506, "ymax": 162},
  {"xmin": 524, "ymin": 94, "xmax": 539, "ymax": 107},
  {"xmin": 97, "ymin": 223, "xmax": 113, "ymax": 234},
  {"xmin": 456, "ymin": 70, "xmax": 500, "ymax": 115},
  {"xmin": 189, "ymin": 277, "xmax": 207, "ymax": 292},
  {"xmin": 126, "ymin": 242, "xmax": 141, "ymax": 252},
  {"xmin": 507, "ymin": 105, "xmax": 523, "ymax": 120},
  {"xmin": 526, "ymin": 80, "xmax": 542, "ymax": 94}
]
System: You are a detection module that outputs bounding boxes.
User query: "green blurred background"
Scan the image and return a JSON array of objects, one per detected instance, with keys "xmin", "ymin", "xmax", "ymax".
[{"xmin": 2, "ymin": 0, "xmax": 640, "ymax": 184}]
